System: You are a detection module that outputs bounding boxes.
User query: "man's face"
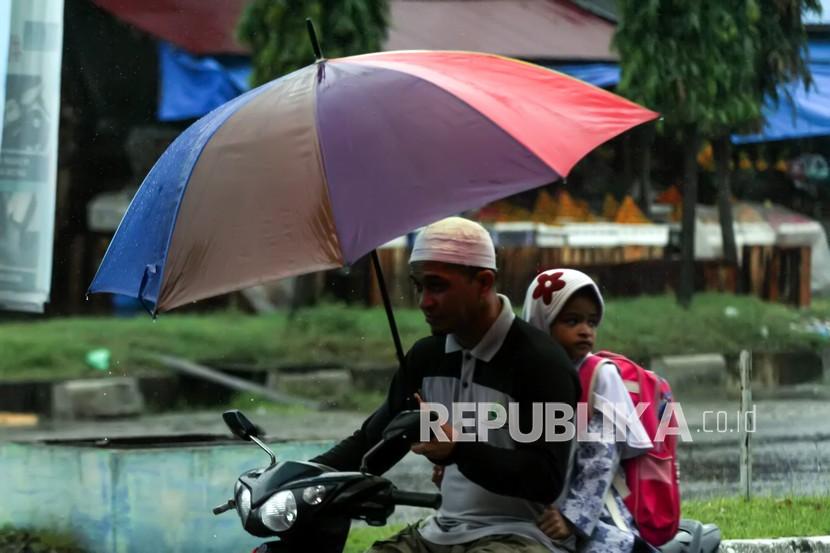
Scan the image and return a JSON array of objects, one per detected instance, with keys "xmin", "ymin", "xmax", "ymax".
[{"xmin": 409, "ymin": 261, "xmax": 484, "ymax": 335}]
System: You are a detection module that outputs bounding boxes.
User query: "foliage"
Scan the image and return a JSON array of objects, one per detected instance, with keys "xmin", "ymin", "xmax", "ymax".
[
  {"xmin": 0, "ymin": 294, "xmax": 827, "ymax": 382},
  {"xmin": 681, "ymin": 496, "xmax": 830, "ymax": 539},
  {"xmin": 0, "ymin": 527, "xmax": 87, "ymax": 553},
  {"xmin": 614, "ymin": 1, "xmax": 762, "ymax": 137},
  {"xmin": 237, "ymin": 0, "xmax": 389, "ymax": 86},
  {"xmin": 755, "ymin": 0, "xmax": 822, "ymax": 108},
  {"xmin": 341, "ymin": 496, "xmax": 830, "ymax": 551},
  {"xmin": 613, "ymin": 0, "xmax": 820, "ymax": 136}
]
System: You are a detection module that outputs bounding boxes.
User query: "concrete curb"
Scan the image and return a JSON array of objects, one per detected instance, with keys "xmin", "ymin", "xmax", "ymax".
[{"xmin": 720, "ymin": 536, "xmax": 830, "ymax": 552}]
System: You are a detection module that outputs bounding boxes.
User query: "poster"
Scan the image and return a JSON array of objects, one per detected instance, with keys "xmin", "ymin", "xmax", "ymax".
[
  {"xmin": 0, "ymin": 0, "xmax": 63, "ymax": 312},
  {"xmin": 0, "ymin": 1, "xmax": 11, "ymax": 151}
]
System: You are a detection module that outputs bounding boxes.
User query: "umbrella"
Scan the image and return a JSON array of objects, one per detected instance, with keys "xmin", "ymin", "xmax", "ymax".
[{"xmin": 89, "ymin": 28, "xmax": 657, "ymax": 365}]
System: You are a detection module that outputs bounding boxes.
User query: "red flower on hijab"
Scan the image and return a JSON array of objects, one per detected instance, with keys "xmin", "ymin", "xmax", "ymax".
[{"xmin": 533, "ymin": 272, "xmax": 566, "ymax": 305}]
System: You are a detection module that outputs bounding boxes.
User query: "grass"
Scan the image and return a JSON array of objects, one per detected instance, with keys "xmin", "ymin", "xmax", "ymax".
[
  {"xmin": 0, "ymin": 294, "xmax": 827, "ymax": 382},
  {"xmin": 0, "ymin": 526, "xmax": 87, "ymax": 552},
  {"xmin": 344, "ymin": 524, "xmax": 405, "ymax": 553},
  {"xmin": 226, "ymin": 389, "xmax": 387, "ymax": 414},
  {"xmin": 597, "ymin": 293, "xmax": 830, "ymax": 363},
  {"xmin": 0, "ymin": 497, "xmax": 825, "ymax": 553},
  {"xmin": 683, "ymin": 496, "xmax": 830, "ymax": 539},
  {"xmin": 341, "ymin": 497, "xmax": 830, "ymax": 552}
]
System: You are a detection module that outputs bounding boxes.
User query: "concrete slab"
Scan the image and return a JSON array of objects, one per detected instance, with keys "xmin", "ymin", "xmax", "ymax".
[
  {"xmin": 720, "ymin": 536, "xmax": 830, "ymax": 552},
  {"xmin": 51, "ymin": 377, "xmax": 144, "ymax": 419}
]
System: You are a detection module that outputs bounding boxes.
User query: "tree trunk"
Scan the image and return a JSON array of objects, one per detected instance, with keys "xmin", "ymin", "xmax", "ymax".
[
  {"xmin": 289, "ymin": 273, "xmax": 320, "ymax": 317},
  {"xmin": 637, "ymin": 123, "xmax": 655, "ymax": 218},
  {"xmin": 677, "ymin": 129, "xmax": 700, "ymax": 308},
  {"xmin": 621, "ymin": 132, "xmax": 634, "ymax": 199},
  {"xmin": 713, "ymin": 135, "xmax": 741, "ymax": 291}
]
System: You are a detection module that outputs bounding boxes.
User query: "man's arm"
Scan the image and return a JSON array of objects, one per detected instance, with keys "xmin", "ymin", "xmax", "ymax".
[
  {"xmin": 310, "ymin": 356, "xmax": 418, "ymax": 473},
  {"xmin": 451, "ymin": 355, "xmax": 578, "ymax": 504}
]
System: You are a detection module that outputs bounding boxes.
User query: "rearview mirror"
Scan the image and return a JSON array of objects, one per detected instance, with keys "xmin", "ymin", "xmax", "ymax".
[
  {"xmin": 222, "ymin": 409, "xmax": 260, "ymax": 441},
  {"xmin": 382, "ymin": 409, "xmax": 433, "ymax": 442}
]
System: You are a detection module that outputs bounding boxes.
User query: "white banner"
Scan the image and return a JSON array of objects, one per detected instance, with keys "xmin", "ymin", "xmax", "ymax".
[
  {"xmin": 0, "ymin": 0, "xmax": 63, "ymax": 312},
  {"xmin": 0, "ymin": 1, "xmax": 12, "ymax": 151}
]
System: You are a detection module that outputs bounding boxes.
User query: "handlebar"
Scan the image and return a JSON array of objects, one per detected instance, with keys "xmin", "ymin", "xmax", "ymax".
[
  {"xmin": 389, "ymin": 490, "xmax": 442, "ymax": 510},
  {"xmin": 213, "ymin": 499, "xmax": 236, "ymax": 515}
]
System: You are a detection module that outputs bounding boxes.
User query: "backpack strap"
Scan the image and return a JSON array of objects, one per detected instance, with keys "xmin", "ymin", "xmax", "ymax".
[
  {"xmin": 578, "ymin": 354, "xmax": 606, "ymax": 414},
  {"xmin": 604, "ymin": 490, "xmax": 630, "ymax": 532},
  {"xmin": 603, "ymin": 468, "xmax": 633, "ymax": 533},
  {"xmin": 612, "ymin": 469, "xmax": 631, "ymax": 500}
]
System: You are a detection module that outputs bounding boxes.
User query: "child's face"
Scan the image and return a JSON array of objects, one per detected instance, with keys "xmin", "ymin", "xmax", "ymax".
[{"xmin": 550, "ymin": 294, "xmax": 600, "ymax": 362}]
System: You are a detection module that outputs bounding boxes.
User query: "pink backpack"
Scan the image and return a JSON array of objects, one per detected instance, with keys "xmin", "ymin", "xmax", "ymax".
[{"xmin": 579, "ymin": 351, "xmax": 681, "ymax": 547}]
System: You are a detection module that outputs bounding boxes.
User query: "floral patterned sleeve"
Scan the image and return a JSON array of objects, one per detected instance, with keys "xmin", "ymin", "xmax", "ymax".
[{"xmin": 558, "ymin": 410, "xmax": 619, "ymax": 538}]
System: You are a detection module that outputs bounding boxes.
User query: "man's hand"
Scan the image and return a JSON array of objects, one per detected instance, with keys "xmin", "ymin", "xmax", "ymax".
[
  {"xmin": 537, "ymin": 506, "xmax": 574, "ymax": 540},
  {"xmin": 410, "ymin": 418, "xmax": 456, "ymax": 460},
  {"xmin": 411, "ymin": 392, "xmax": 457, "ymax": 462},
  {"xmin": 431, "ymin": 465, "xmax": 444, "ymax": 488}
]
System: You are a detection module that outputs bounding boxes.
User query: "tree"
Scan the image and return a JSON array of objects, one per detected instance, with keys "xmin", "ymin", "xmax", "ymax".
[
  {"xmin": 614, "ymin": 0, "xmax": 817, "ymax": 307},
  {"xmin": 237, "ymin": 0, "xmax": 389, "ymax": 310},
  {"xmin": 714, "ymin": 1, "xmax": 820, "ymax": 293},
  {"xmin": 237, "ymin": 0, "xmax": 389, "ymax": 86}
]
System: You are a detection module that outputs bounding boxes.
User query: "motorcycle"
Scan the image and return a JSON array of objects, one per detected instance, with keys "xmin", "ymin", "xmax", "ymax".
[
  {"xmin": 660, "ymin": 520, "xmax": 721, "ymax": 553},
  {"xmin": 213, "ymin": 409, "xmax": 441, "ymax": 553},
  {"xmin": 214, "ymin": 409, "xmax": 720, "ymax": 553}
]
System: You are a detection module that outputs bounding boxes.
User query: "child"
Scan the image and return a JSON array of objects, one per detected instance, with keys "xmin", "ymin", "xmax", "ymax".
[{"xmin": 522, "ymin": 269, "xmax": 653, "ymax": 553}]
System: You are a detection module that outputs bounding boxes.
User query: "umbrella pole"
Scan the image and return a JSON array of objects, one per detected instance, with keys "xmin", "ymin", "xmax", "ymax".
[
  {"xmin": 370, "ymin": 250, "xmax": 406, "ymax": 369},
  {"xmin": 305, "ymin": 18, "xmax": 324, "ymax": 61}
]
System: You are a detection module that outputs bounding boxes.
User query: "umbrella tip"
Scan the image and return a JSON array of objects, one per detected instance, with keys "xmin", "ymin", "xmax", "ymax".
[{"xmin": 306, "ymin": 18, "xmax": 324, "ymax": 61}]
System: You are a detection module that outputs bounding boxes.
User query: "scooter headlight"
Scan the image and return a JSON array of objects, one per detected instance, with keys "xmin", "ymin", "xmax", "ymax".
[
  {"xmin": 260, "ymin": 490, "xmax": 297, "ymax": 532},
  {"xmin": 235, "ymin": 483, "xmax": 252, "ymax": 523},
  {"xmin": 301, "ymin": 484, "xmax": 327, "ymax": 506}
]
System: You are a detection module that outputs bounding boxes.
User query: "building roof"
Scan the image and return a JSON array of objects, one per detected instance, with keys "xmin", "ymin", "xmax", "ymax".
[
  {"xmin": 386, "ymin": 0, "xmax": 616, "ymax": 61},
  {"xmin": 93, "ymin": 0, "xmax": 616, "ymax": 61},
  {"xmin": 569, "ymin": 0, "xmax": 617, "ymax": 22},
  {"xmin": 91, "ymin": 0, "xmax": 250, "ymax": 55}
]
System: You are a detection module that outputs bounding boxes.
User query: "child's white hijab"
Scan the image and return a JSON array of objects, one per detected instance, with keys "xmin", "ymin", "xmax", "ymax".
[
  {"xmin": 522, "ymin": 269, "xmax": 651, "ymax": 459},
  {"xmin": 521, "ymin": 269, "xmax": 604, "ymax": 331}
]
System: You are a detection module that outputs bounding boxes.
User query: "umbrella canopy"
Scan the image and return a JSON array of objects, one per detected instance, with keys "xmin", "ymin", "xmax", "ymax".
[{"xmin": 90, "ymin": 50, "xmax": 657, "ymax": 313}]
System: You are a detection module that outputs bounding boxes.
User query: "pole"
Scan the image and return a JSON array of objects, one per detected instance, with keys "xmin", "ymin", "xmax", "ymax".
[
  {"xmin": 371, "ymin": 250, "xmax": 406, "ymax": 370},
  {"xmin": 306, "ymin": 18, "xmax": 324, "ymax": 60},
  {"xmin": 739, "ymin": 350, "xmax": 753, "ymax": 501}
]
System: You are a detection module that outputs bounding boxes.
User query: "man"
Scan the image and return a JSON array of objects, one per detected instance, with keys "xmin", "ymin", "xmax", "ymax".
[{"xmin": 311, "ymin": 217, "xmax": 578, "ymax": 552}]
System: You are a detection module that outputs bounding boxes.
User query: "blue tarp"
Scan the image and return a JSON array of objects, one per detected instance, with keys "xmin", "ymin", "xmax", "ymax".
[
  {"xmin": 732, "ymin": 63, "xmax": 830, "ymax": 144},
  {"xmin": 553, "ymin": 41, "xmax": 830, "ymax": 144},
  {"xmin": 157, "ymin": 41, "xmax": 252, "ymax": 122},
  {"xmin": 549, "ymin": 63, "xmax": 620, "ymax": 88},
  {"xmin": 157, "ymin": 40, "xmax": 830, "ymax": 143},
  {"xmin": 734, "ymin": 40, "xmax": 830, "ymax": 144}
]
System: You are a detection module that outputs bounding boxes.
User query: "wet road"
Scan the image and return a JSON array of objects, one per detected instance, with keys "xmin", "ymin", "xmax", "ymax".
[{"xmin": 3, "ymin": 397, "xmax": 829, "ymax": 499}]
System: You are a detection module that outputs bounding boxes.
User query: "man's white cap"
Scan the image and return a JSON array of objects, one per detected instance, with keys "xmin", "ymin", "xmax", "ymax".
[{"xmin": 409, "ymin": 217, "xmax": 496, "ymax": 270}]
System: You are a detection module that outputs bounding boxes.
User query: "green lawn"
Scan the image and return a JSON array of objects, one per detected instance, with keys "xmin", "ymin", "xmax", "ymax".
[
  {"xmin": 682, "ymin": 496, "xmax": 830, "ymax": 539},
  {"xmin": 0, "ymin": 294, "xmax": 827, "ymax": 381},
  {"xmin": 342, "ymin": 496, "xmax": 830, "ymax": 552},
  {"xmin": 0, "ymin": 526, "xmax": 86, "ymax": 553},
  {"xmin": 1, "ymin": 496, "xmax": 826, "ymax": 552}
]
